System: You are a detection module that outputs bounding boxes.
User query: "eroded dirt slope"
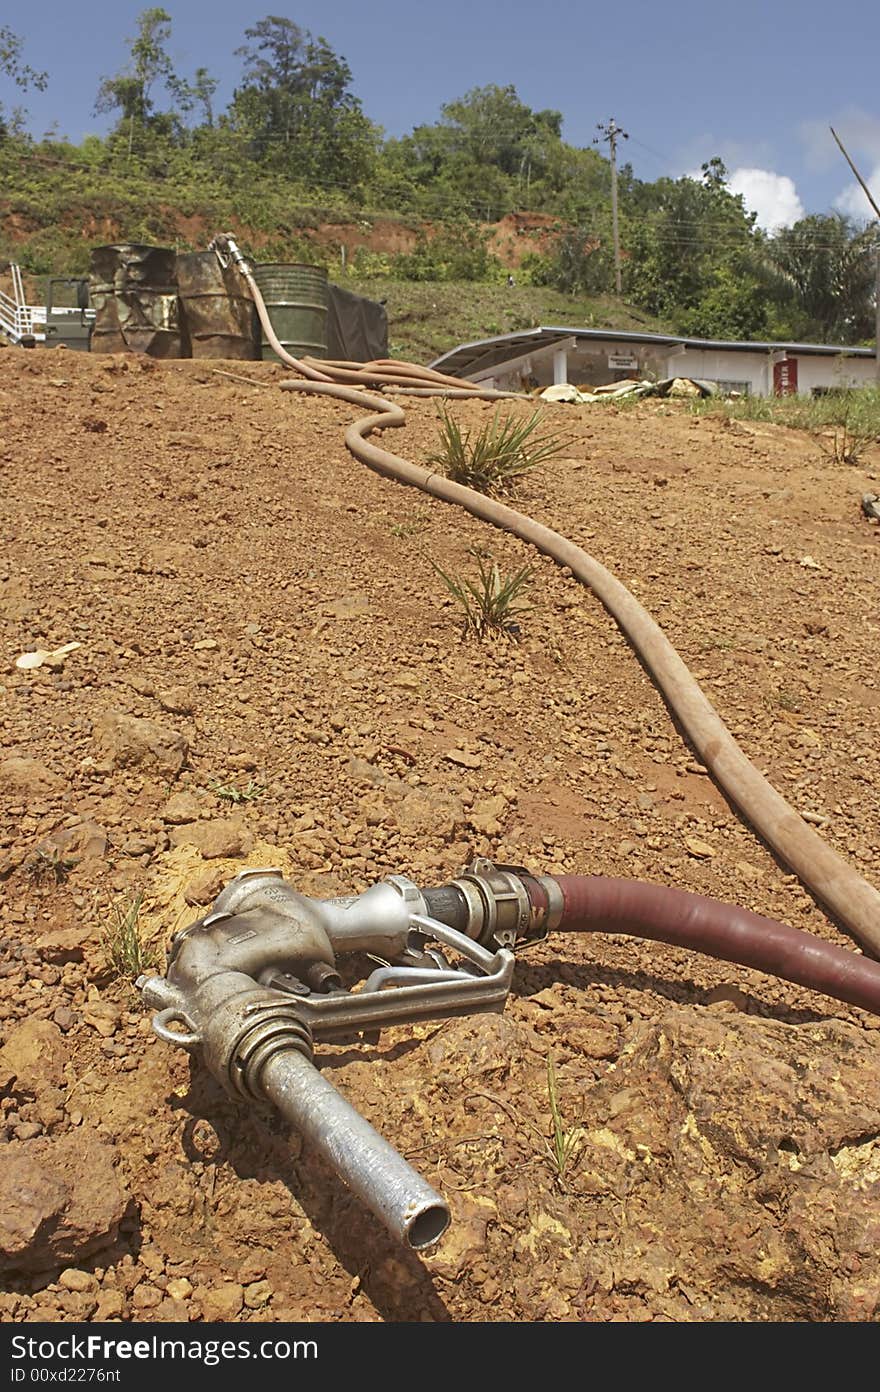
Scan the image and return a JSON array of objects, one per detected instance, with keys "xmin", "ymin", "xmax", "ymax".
[{"xmin": 0, "ymin": 348, "xmax": 879, "ymax": 1322}]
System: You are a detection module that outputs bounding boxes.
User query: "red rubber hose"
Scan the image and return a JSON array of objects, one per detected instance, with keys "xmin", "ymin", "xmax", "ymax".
[{"xmin": 526, "ymin": 875, "xmax": 880, "ymax": 1016}]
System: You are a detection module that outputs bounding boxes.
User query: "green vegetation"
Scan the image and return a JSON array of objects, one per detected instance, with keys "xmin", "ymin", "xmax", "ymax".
[
  {"xmin": 545, "ymin": 1053, "xmax": 584, "ymax": 1186},
  {"xmin": 428, "ymin": 405, "xmax": 569, "ymax": 494},
  {"xmin": 694, "ymin": 383, "xmax": 880, "ymax": 429},
  {"xmin": 432, "ymin": 550, "xmax": 534, "ymax": 640},
  {"xmin": 693, "ymin": 385, "xmax": 880, "ymax": 464},
  {"xmin": 210, "ymin": 778, "xmax": 265, "ymax": 804},
  {"xmin": 346, "ymin": 278, "xmax": 667, "ymax": 364},
  {"xmin": 103, "ymin": 890, "xmax": 159, "ymax": 979},
  {"xmin": 24, "ymin": 845, "xmax": 76, "ymax": 885},
  {"xmin": 1, "ymin": 14, "xmax": 877, "ymax": 351}
]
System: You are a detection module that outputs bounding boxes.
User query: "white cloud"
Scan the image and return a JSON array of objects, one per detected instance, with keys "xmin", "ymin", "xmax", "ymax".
[
  {"xmin": 834, "ymin": 164, "xmax": 880, "ymax": 222},
  {"xmin": 727, "ymin": 168, "xmax": 804, "ymax": 230},
  {"xmin": 799, "ymin": 111, "xmax": 880, "ymax": 172}
]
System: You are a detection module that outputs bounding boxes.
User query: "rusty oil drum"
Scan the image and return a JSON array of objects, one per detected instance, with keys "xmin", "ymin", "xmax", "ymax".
[
  {"xmin": 176, "ymin": 250, "xmax": 257, "ymax": 360},
  {"xmin": 89, "ymin": 244, "xmax": 181, "ymax": 357},
  {"xmin": 252, "ymin": 263, "xmax": 328, "ymax": 363}
]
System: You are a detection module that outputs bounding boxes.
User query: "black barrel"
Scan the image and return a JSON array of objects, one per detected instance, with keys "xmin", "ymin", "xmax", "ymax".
[
  {"xmin": 89, "ymin": 244, "xmax": 181, "ymax": 357},
  {"xmin": 176, "ymin": 250, "xmax": 257, "ymax": 360}
]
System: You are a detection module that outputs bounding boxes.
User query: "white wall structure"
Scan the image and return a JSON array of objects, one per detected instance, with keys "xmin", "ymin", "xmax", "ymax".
[{"xmin": 431, "ymin": 326, "xmax": 877, "ymax": 398}]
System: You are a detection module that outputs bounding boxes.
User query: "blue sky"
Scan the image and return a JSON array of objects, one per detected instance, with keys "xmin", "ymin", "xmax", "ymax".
[{"xmin": 7, "ymin": 0, "xmax": 880, "ymax": 229}]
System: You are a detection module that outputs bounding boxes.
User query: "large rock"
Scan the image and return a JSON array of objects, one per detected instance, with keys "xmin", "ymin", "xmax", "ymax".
[
  {"xmin": 0, "ymin": 1134, "xmax": 129, "ymax": 1273},
  {"xmin": 169, "ymin": 816, "xmax": 253, "ymax": 859},
  {"xmin": 0, "ymin": 757, "xmax": 62, "ymax": 796},
  {"xmin": 36, "ymin": 820, "xmax": 109, "ymax": 863},
  {"xmin": 557, "ymin": 1009, "xmax": 880, "ymax": 1320},
  {"xmin": 93, "ymin": 713, "xmax": 188, "ymax": 777},
  {"xmin": 0, "ymin": 1019, "xmax": 67, "ymax": 1096}
]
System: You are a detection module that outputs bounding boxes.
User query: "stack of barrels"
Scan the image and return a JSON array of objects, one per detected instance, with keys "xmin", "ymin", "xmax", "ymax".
[{"xmin": 88, "ymin": 244, "xmax": 329, "ymax": 362}]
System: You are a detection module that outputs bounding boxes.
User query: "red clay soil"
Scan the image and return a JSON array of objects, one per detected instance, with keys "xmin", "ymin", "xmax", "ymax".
[{"xmin": 1, "ymin": 347, "xmax": 879, "ymax": 1323}]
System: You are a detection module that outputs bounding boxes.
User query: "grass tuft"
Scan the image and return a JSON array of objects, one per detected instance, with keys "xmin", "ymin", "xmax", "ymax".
[
  {"xmin": 546, "ymin": 1053, "xmax": 585, "ymax": 1186},
  {"xmin": 428, "ymin": 405, "xmax": 570, "ymax": 495},
  {"xmin": 693, "ymin": 384, "xmax": 880, "ymax": 465},
  {"xmin": 103, "ymin": 890, "xmax": 159, "ymax": 979},
  {"xmin": 432, "ymin": 549, "xmax": 534, "ymax": 639}
]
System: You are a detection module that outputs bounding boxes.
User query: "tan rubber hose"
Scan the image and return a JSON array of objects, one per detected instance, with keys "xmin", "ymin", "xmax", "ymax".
[{"xmin": 279, "ymin": 377, "xmax": 880, "ymax": 956}]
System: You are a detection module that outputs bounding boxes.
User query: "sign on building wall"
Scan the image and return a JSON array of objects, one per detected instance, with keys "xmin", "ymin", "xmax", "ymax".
[
  {"xmin": 773, "ymin": 357, "xmax": 799, "ymax": 396},
  {"xmin": 607, "ymin": 353, "xmax": 638, "ymax": 370}
]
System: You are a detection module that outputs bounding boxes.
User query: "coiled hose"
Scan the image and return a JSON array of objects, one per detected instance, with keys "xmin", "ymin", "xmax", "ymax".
[{"xmin": 236, "ymin": 256, "xmax": 880, "ymax": 959}]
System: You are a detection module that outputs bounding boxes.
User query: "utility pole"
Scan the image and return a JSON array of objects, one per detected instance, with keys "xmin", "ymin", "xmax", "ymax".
[
  {"xmin": 596, "ymin": 118, "xmax": 628, "ymax": 295},
  {"xmin": 830, "ymin": 126, "xmax": 880, "ymax": 384}
]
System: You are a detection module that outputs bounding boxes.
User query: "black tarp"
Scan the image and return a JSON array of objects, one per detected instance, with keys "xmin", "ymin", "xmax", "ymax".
[{"xmin": 326, "ymin": 283, "xmax": 388, "ymax": 363}]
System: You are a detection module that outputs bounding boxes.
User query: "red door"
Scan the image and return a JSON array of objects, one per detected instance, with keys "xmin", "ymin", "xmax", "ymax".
[{"xmin": 773, "ymin": 358, "xmax": 798, "ymax": 396}]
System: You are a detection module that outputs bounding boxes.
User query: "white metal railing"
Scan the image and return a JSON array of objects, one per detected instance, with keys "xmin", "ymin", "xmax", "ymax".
[{"xmin": 0, "ymin": 267, "xmax": 44, "ymax": 344}]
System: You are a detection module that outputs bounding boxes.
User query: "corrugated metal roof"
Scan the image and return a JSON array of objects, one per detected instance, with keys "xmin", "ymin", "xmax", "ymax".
[{"xmin": 429, "ymin": 325, "xmax": 877, "ymax": 377}]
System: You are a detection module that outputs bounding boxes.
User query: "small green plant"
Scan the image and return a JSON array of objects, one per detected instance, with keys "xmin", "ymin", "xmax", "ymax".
[
  {"xmin": 546, "ymin": 1053, "xmax": 585, "ymax": 1186},
  {"xmin": 103, "ymin": 890, "xmax": 158, "ymax": 979},
  {"xmin": 210, "ymin": 779, "xmax": 265, "ymax": 804},
  {"xmin": 390, "ymin": 516, "xmax": 428, "ymax": 538},
  {"xmin": 431, "ymin": 549, "xmax": 534, "ymax": 639},
  {"xmin": 24, "ymin": 846, "xmax": 77, "ymax": 885},
  {"xmin": 428, "ymin": 405, "xmax": 570, "ymax": 496}
]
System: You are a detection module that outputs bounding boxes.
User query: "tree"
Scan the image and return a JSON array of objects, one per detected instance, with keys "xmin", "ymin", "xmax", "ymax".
[
  {"xmin": 0, "ymin": 25, "xmax": 47, "ymax": 92},
  {"xmin": 382, "ymin": 85, "xmax": 572, "ymax": 219},
  {"xmin": 622, "ymin": 163, "xmax": 764, "ymax": 329},
  {"xmin": 230, "ymin": 16, "xmax": 377, "ymax": 186},
  {"xmin": 768, "ymin": 213, "xmax": 879, "ymax": 342},
  {"xmin": 170, "ymin": 67, "xmax": 219, "ymax": 127},
  {"xmin": 94, "ymin": 8, "xmax": 181, "ymax": 154},
  {"xmin": 0, "ymin": 25, "xmax": 47, "ymax": 137}
]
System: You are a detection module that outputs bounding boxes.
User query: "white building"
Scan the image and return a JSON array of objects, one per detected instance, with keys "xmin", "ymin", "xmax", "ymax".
[{"xmin": 430, "ymin": 326, "xmax": 878, "ymax": 397}]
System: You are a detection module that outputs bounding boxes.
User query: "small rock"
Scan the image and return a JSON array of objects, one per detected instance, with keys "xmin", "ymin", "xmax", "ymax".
[
  {"xmin": 166, "ymin": 1277, "xmax": 193, "ymax": 1301},
  {"xmin": 161, "ymin": 790, "xmax": 202, "ymax": 825},
  {"xmin": 39, "ymin": 821, "xmax": 109, "ymax": 862},
  {"xmin": 157, "ymin": 687, "xmax": 196, "ymax": 716},
  {"xmin": 685, "ymin": 836, "xmax": 716, "ymax": 859},
  {"xmin": 444, "ymin": 749, "xmax": 482, "ymax": 769},
  {"xmin": 81, "ymin": 1000, "xmax": 122, "ymax": 1039},
  {"xmin": 198, "ymin": 1282, "xmax": 244, "ymax": 1322},
  {"xmin": 59, "ymin": 1268, "xmax": 96, "ymax": 1293},
  {"xmin": 244, "ymin": 1279, "xmax": 272, "ymax": 1309},
  {"xmin": 14, "ymin": 1123, "xmax": 42, "ymax": 1141},
  {"xmin": 184, "ymin": 867, "xmax": 228, "ymax": 906},
  {"xmin": 735, "ymin": 860, "xmax": 764, "ymax": 884},
  {"xmin": 469, "ymin": 794, "xmax": 508, "ymax": 835},
  {"xmin": 131, "ymin": 1283, "xmax": 163, "ymax": 1310},
  {"xmin": 37, "ymin": 926, "xmax": 90, "ymax": 964},
  {"xmin": 94, "ymin": 1289, "xmax": 125, "ymax": 1320}
]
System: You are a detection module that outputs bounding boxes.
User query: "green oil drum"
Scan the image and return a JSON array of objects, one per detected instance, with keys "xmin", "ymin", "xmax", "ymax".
[{"xmin": 252, "ymin": 263, "xmax": 328, "ymax": 363}]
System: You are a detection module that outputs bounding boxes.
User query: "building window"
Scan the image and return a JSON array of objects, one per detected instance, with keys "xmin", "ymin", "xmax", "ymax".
[{"xmin": 701, "ymin": 379, "xmax": 752, "ymax": 397}]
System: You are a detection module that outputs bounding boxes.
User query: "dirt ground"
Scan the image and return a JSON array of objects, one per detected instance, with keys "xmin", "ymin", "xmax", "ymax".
[{"xmin": 1, "ymin": 347, "xmax": 879, "ymax": 1323}]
